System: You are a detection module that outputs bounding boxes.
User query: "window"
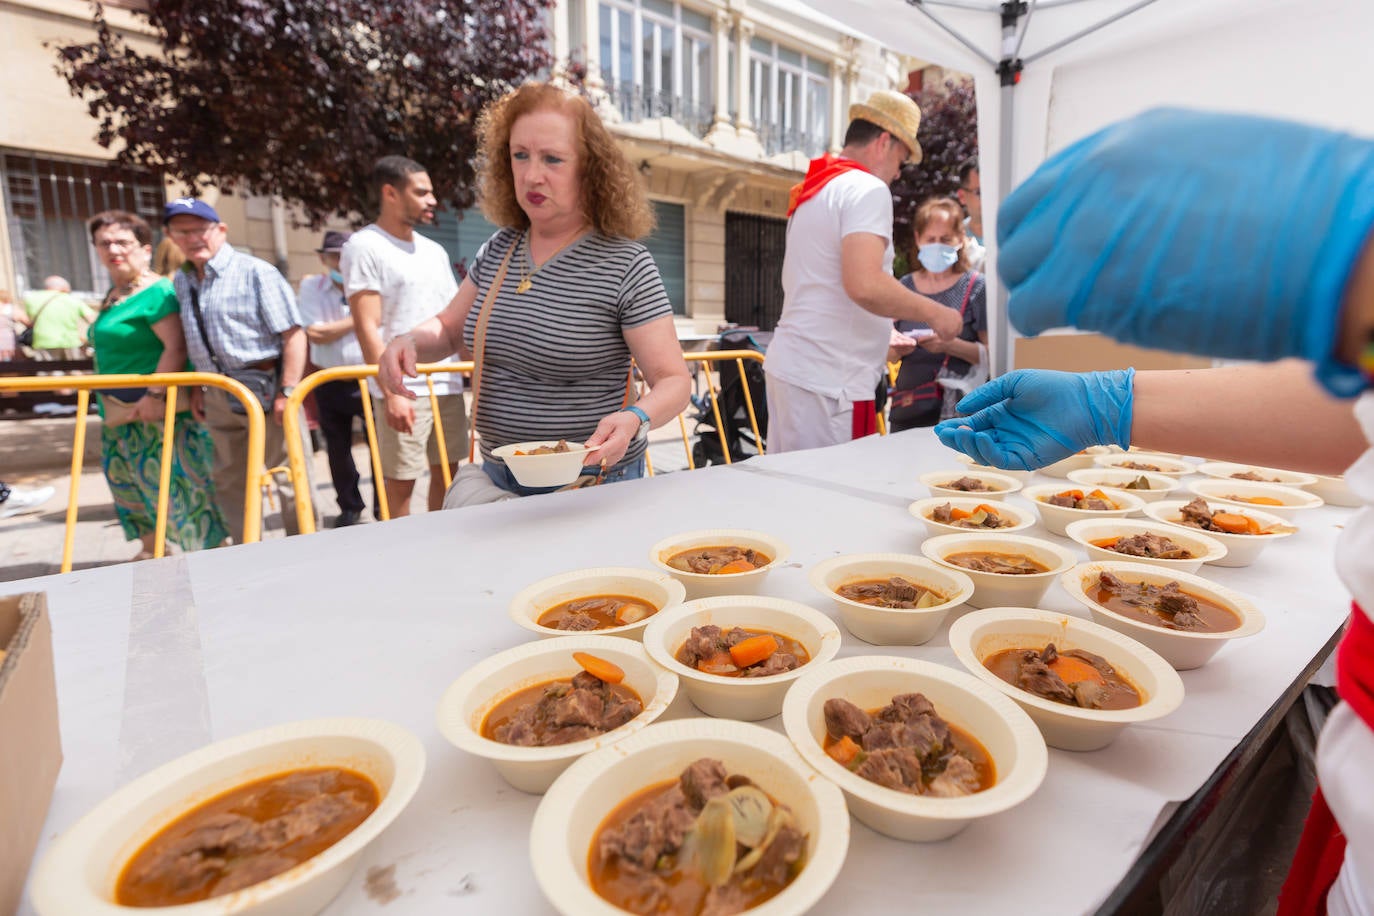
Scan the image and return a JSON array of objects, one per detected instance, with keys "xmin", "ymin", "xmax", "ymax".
[
  {"xmin": 748, "ymin": 40, "xmax": 830, "ymax": 157},
  {"xmin": 642, "ymin": 200, "xmax": 685, "ymax": 315},
  {"xmin": 425, "ymin": 207, "xmax": 502, "ymax": 279},
  {"xmin": 598, "ymin": 0, "xmax": 714, "ymax": 138},
  {"xmin": 2, "ymin": 151, "xmax": 164, "ymax": 296}
]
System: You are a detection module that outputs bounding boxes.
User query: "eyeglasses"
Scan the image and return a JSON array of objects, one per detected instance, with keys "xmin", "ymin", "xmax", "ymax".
[
  {"xmin": 960, "ymin": 186, "xmax": 981, "ymax": 198},
  {"xmin": 167, "ymin": 223, "xmax": 217, "ymax": 239},
  {"xmin": 94, "ymin": 238, "xmax": 140, "ymax": 251}
]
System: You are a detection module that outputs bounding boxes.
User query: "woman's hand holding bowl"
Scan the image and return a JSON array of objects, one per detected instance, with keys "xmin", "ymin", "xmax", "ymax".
[{"xmin": 583, "ymin": 410, "xmax": 640, "ymax": 468}]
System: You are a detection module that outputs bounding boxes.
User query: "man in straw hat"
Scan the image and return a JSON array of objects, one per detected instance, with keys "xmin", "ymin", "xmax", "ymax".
[{"xmin": 765, "ymin": 89, "xmax": 962, "ymax": 453}]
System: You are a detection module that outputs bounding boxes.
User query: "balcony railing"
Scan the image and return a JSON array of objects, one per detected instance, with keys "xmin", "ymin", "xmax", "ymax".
[
  {"xmin": 603, "ymin": 79, "xmax": 715, "ymax": 140},
  {"xmin": 754, "ymin": 122, "xmax": 827, "ymax": 158}
]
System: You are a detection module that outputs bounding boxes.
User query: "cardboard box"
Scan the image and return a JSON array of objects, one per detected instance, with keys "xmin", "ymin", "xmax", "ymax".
[{"xmin": 0, "ymin": 593, "xmax": 61, "ymax": 916}]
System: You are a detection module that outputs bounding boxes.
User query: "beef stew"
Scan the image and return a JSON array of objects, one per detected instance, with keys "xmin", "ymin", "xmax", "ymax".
[
  {"xmin": 984, "ymin": 643, "xmax": 1142, "ymax": 710},
  {"xmin": 482, "ymin": 655, "xmax": 643, "ymax": 746},
  {"xmin": 930, "ymin": 502, "xmax": 1013, "ymax": 529},
  {"xmin": 538, "ymin": 594, "xmax": 658, "ymax": 630},
  {"xmin": 515, "ymin": 439, "xmax": 573, "ymax": 456},
  {"xmin": 1043, "ymin": 488, "xmax": 1119, "ymax": 511},
  {"xmin": 944, "ymin": 551, "xmax": 1049, "ymax": 575},
  {"xmin": 940, "ymin": 476, "xmax": 998, "ymax": 492},
  {"xmin": 1090, "ymin": 533, "xmax": 1195, "ymax": 560},
  {"xmin": 1114, "ymin": 461, "xmax": 1164, "ymax": 472},
  {"xmin": 1176, "ymin": 497, "xmax": 1292, "ymax": 536},
  {"xmin": 1093, "ymin": 571, "xmax": 1240, "ymax": 633},
  {"xmin": 1220, "ymin": 493, "xmax": 1286, "ymax": 506},
  {"xmin": 675, "ymin": 626, "xmax": 809, "ymax": 677},
  {"xmin": 835, "ymin": 577, "xmax": 946, "ymax": 609},
  {"xmin": 1231, "ymin": 470, "xmax": 1280, "ymax": 482},
  {"xmin": 667, "ymin": 546, "xmax": 772, "ymax": 575}
]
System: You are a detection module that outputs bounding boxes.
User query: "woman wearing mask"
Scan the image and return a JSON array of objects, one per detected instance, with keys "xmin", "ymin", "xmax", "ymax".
[{"xmin": 888, "ymin": 196, "xmax": 987, "ymax": 430}]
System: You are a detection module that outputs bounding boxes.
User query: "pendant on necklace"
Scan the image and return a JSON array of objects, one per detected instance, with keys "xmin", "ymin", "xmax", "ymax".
[{"xmin": 515, "ymin": 277, "xmax": 533, "ymax": 294}]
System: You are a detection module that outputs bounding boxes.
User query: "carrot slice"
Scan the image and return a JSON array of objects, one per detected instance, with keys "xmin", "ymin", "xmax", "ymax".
[
  {"xmin": 729, "ymin": 634, "xmax": 780, "ymax": 668},
  {"xmin": 1211, "ymin": 512, "xmax": 1256, "ymax": 534},
  {"xmin": 975, "ymin": 504, "xmax": 1000, "ymax": 517},
  {"xmin": 949, "ymin": 507, "xmax": 973, "ymax": 520},
  {"xmin": 697, "ymin": 650, "xmax": 739, "ymax": 675},
  {"xmin": 1048, "ymin": 655, "xmax": 1106, "ymax": 685},
  {"xmin": 714, "ymin": 558, "xmax": 756, "ymax": 575},
  {"xmin": 1242, "ymin": 495, "xmax": 1284, "ymax": 506},
  {"xmin": 572, "ymin": 651, "xmax": 624, "ymax": 684},
  {"xmin": 826, "ymin": 735, "xmax": 862, "ymax": 767},
  {"xmin": 1057, "ymin": 489, "xmax": 1085, "ymax": 501}
]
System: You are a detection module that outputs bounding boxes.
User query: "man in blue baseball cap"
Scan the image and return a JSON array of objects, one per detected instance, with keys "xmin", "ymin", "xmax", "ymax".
[{"xmin": 163, "ymin": 196, "xmax": 315, "ymax": 541}]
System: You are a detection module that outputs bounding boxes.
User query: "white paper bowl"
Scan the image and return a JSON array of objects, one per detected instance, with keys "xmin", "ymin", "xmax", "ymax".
[
  {"xmin": 508, "ymin": 567, "xmax": 687, "ymax": 640},
  {"xmin": 1022, "ymin": 484, "xmax": 1146, "ymax": 536},
  {"xmin": 30, "ymin": 718, "xmax": 424, "ymax": 916},
  {"xmin": 1093, "ymin": 453, "xmax": 1197, "ymax": 477},
  {"xmin": 1061, "ymin": 561, "xmax": 1265, "ymax": 670},
  {"xmin": 1066, "ymin": 468, "xmax": 1181, "ymax": 503},
  {"xmin": 907, "ymin": 496, "xmax": 1035, "ymax": 539},
  {"xmin": 1037, "ymin": 446, "xmax": 1117, "ymax": 479},
  {"xmin": 808, "ymin": 554, "xmax": 975, "ymax": 646},
  {"xmin": 1063, "ymin": 518, "xmax": 1227, "ymax": 574},
  {"xmin": 649, "ymin": 528, "xmax": 789, "ymax": 600},
  {"xmin": 1186, "ymin": 479, "xmax": 1324, "ymax": 521},
  {"xmin": 919, "ymin": 469, "xmax": 1023, "ymax": 501},
  {"xmin": 1194, "ymin": 460, "xmax": 1318, "ymax": 489},
  {"xmin": 920, "ymin": 533, "xmax": 1078, "ymax": 609},
  {"xmin": 1142, "ymin": 499, "xmax": 1295, "ymax": 568},
  {"xmin": 530, "ymin": 718, "xmax": 849, "ymax": 916},
  {"xmin": 954, "ymin": 452, "xmax": 1035, "ymax": 483},
  {"xmin": 1310, "ymin": 474, "xmax": 1361, "ymax": 508},
  {"xmin": 435, "ymin": 635, "xmax": 678, "ymax": 794},
  {"xmin": 642, "ymin": 596, "xmax": 843, "ymax": 720},
  {"xmin": 491, "ymin": 440, "xmax": 591, "ymax": 487},
  {"xmin": 948, "ymin": 608, "xmax": 1185, "ymax": 751},
  {"xmin": 781, "ymin": 656, "xmax": 1047, "ymax": 842}
]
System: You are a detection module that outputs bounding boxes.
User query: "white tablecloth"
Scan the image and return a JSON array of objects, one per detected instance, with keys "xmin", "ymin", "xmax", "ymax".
[{"xmin": 6, "ymin": 430, "xmax": 1354, "ymax": 915}]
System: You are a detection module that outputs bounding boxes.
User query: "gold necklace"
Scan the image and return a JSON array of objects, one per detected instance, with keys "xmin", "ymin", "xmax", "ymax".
[{"xmin": 514, "ymin": 228, "xmax": 586, "ymax": 294}]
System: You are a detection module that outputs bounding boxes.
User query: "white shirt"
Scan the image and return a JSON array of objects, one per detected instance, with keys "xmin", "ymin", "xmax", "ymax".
[
  {"xmin": 297, "ymin": 274, "xmax": 363, "ymax": 369},
  {"xmin": 340, "ymin": 224, "xmax": 460, "ymax": 397},
  {"xmin": 766, "ymin": 168, "xmax": 896, "ymax": 402}
]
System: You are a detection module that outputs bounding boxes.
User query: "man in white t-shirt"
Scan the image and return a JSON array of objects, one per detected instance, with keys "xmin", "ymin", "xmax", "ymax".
[
  {"xmin": 766, "ymin": 90, "xmax": 962, "ymax": 453},
  {"xmin": 341, "ymin": 156, "xmax": 465, "ymax": 517}
]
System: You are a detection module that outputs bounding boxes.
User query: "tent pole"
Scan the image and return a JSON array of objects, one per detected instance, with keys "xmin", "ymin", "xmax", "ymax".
[{"xmin": 992, "ymin": 0, "xmax": 1026, "ymax": 379}]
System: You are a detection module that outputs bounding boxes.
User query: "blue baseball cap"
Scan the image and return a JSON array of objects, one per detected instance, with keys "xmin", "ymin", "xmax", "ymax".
[{"xmin": 162, "ymin": 197, "xmax": 222, "ymax": 225}]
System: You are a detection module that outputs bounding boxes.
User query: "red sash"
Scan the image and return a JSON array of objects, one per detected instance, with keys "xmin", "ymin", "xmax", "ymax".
[
  {"xmin": 787, "ymin": 155, "xmax": 873, "ymax": 217},
  {"xmin": 1278, "ymin": 602, "xmax": 1374, "ymax": 916},
  {"xmin": 851, "ymin": 400, "xmax": 877, "ymax": 439}
]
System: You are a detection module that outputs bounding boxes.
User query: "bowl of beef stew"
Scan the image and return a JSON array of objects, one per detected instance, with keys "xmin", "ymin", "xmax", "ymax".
[
  {"xmin": 30, "ymin": 717, "xmax": 424, "ymax": 916},
  {"xmin": 948, "ymin": 607, "xmax": 1185, "ymax": 750},
  {"xmin": 649, "ymin": 529, "xmax": 789, "ymax": 600},
  {"xmin": 1037, "ymin": 445, "xmax": 1119, "ymax": 479},
  {"xmin": 1061, "ymin": 561, "xmax": 1265, "ymax": 669},
  {"xmin": 492, "ymin": 439, "xmax": 592, "ymax": 487},
  {"xmin": 1186, "ymin": 478, "xmax": 1324, "ymax": 521},
  {"xmin": 531, "ymin": 718, "xmax": 849, "ymax": 916},
  {"xmin": 1064, "ymin": 518, "xmax": 1227, "ymax": 573},
  {"xmin": 1066, "ymin": 467, "xmax": 1181, "ymax": 503},
  {"xmin": 509, "ymin": 566, "xmax": 687, "ymax": 640},
  {"xmin": 1093, "ymin": 453, "xmax": 1197, "ymax": 477},
  {"xmin": 808, "ymin": 553, "xmax": 974, "ymax": 646},
  {"xmin": 1022, "ymin": 483, "xmax": 1146, "ymax": 536},
  {"xmin": 435, "ymin": 635, "xmax": 678, "ymax": 794},
  {"xmin": 1194, "ymin": 460, "xmax": 1318, "ymax": 489},
  {"xmin": 908, "ymin": 496, "xmax": 1035, "ymax": 538},
  {"xmin": 643, "ymin": 596, "xmax": 842, "ymax": 721},
  {"xmin": 920, "ymin": 533, "xmax": 1077, "ymax": 609},
  {"xmin": 781, "ymin": 656, "xmax": 1047, "ymax": 842},
  {"xmin": 953, "ymin": 451, "xmax": 1034, "ymax": 483},
  {"xmin": 1142, "ymin": 498, "xmax": 1295, "ymax": 567},
  {"xmin": 919, "ymin": 469, "xmax": 1023, "ymax": 502}
]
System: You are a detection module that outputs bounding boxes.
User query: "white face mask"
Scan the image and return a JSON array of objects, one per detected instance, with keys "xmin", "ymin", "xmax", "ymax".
[{"xmin": 917, "ymin": 242, "xmax": 961, "ymax": 272}]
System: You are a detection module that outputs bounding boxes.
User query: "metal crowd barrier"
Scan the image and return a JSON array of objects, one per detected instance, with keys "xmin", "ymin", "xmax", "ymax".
[{"xmin": 0, "ymin": 372, "xmax": 269, "ymax": 571}]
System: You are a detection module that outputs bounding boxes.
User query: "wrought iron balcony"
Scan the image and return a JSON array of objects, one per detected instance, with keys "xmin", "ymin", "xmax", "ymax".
[{"xmin": 603, "ymin": 79, "xmax": 715, "ymax": 140}]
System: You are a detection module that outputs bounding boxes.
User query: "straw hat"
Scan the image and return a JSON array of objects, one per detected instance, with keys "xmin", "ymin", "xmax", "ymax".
[{"xmin": 849, "ymin": 90, "xmax": 923, "ymax": 164}]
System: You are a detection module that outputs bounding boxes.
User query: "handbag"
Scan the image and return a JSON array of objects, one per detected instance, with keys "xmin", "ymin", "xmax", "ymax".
[
  {"xmin": 890, "ymin": 272, "xmax": 981, "ymax": 424},
  {"xmin": 17, "ymin": 291, "xmax": 60, "ymax": 348},
  {"xmin": 186, "ymin": 284, "xmax": 277, "ymax": 416}
]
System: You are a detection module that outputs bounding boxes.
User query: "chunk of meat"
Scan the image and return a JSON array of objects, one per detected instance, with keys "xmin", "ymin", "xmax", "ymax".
[
  {"xmin": 748, "ymin": 824, "xmax": 805, "ymax": 886},
  {"xmin": 1108, "ymin": 533, "xmax": 1192, "ymax": 559},
  {"xmin": 853, "ymin": 746, "xmax": 925, "ymax": 792},
  {"xmin": 741, "ymin": 652, "xmax": 799, "ymax": 677},
  {"xmin": 823, "ymin": 698, "xmax": 871, "ymax": 742},
  {"xmin": 678, "ymin": 758, "xmax": 729, "ymax": 809},
  {"xmin": 1231, "ymin": 470, "xmax": 1279, "ymax": 482},
  {"xmin": 597, "ymin": 785, "xmax": 697, "ymax": 872},
  {"xmin": 925, "ymin": 754, "xmax": 982, "ymax": 798},
  {"xmin": 1015, "ymin": 658, "xmax": 1076, "ymax": 705},
  {"xmin": 943, "ymin": 476, "xmax": 990, "ymax": 492},
  {"xmin": 1048, "ymin": 493, "xmax": 1078, "ymax": 508},
  {"xmin": 1179, "ymin": 497, "xmax": 1216, "ymax": 528},
  {"xmin": 931, "ymin": 502, "xmax": 955, "ymax": 523},
  {"xmin": 678, "ymin": 624, "xmax": 724, "ymax": 668}
]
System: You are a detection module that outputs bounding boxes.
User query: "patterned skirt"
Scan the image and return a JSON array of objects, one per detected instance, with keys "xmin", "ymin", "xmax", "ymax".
[{"xmin": 100, "ymin": 415, "xmax": 228, "ymax": 550}]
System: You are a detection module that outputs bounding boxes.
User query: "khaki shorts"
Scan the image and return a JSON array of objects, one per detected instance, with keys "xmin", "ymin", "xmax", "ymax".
[{"xmin": 373, "ymin": 394, "xmax": 468, "ymax": 481}]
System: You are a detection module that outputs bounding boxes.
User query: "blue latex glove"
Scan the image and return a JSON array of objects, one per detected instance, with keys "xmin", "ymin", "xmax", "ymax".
[
  {"xmin": 999, "ymin": 108, "xmax": 1374, "ymax": 397},
  {"xmin": 934, "ymin": 368, "xmax": 1134, "ymax": 471}
]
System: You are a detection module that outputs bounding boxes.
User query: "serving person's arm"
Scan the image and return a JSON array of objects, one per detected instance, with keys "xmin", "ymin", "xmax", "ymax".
[
  {"xmin": 583, "ymin": 315, "xmax": 692, "ymax": 468},
  {"xmin": 377, "ymin": 278, "xmax": 478, "ymax": 399},
  {"xmin": 841, "ymin": 233, "xmax": 962, "ymax": 340}
]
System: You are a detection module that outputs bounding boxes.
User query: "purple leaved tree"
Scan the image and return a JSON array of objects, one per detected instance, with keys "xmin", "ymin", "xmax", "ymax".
[{"xmin": 891, "ymin": 79, "xmax": 979, "ymax": 271}]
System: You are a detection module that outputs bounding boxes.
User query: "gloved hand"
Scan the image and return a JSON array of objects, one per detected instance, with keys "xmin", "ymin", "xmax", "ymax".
[
  {"xmin": 999, "ymin": 108, "xmax": 1374, "ymax": 396},
  {"xmin": 933, "ymin": 368, "xmax": 1134, "ymax": 471}
]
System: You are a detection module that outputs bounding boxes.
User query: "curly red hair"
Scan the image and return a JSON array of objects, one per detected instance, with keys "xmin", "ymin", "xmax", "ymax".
[{"xmin": 477, "ymin": 82, "xmax": 656, "ymax": 240}]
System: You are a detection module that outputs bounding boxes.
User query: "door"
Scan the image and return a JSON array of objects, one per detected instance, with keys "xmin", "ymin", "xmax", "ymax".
[{"xmin": 724, "ymin": 212, "xmax": 786, "ymax": 330}]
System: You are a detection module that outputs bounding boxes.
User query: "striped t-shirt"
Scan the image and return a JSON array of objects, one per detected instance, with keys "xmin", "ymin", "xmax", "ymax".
[{"xmin": 464, "ymin": 228, "xmax": 673, "ymax": 463}]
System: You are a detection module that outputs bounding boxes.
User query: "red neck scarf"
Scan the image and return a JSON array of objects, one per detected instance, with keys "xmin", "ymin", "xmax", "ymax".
[
  {"xmin": 787, "ymin": 155, "xmax": 873, "ymax": 218},
  {"xmin": 1278, "ymin": 603, "xmax": 1374, "ymax": 916}
]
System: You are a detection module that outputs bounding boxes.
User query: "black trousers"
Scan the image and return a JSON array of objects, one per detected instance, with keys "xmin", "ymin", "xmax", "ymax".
[{"xmin": 312, "ymin": 378, "xmax": 370, "ymax": 516}]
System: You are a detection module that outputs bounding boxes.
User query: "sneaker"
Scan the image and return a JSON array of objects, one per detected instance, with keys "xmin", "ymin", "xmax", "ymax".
[
  {"xmin": 333, "ymin": 509, "xmax": 363, "ymax": 528},
  {"xmin": 0, "ymin": 484, "xmax": 56, "ymax": 519}
]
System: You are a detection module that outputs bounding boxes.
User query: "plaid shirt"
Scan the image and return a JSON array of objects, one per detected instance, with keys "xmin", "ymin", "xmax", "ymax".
[{"xmin": 174, "ymin": 244, "xmax": 302, "ymax": 372}]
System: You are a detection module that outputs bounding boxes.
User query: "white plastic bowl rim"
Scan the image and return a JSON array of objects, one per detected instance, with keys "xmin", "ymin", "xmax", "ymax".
[
  {"xmin": 808, "ymin": 553, "xmax": 976, "ymax": 615},
  {"xmin": 1092, "ymin": 453, "xmax": 1196, "ymax": 475},
  {"xmin": 492, "ymin": 440, "xmax": 592, "ymax": 460},
  {"xmin": 1061, "ymin": 560, "xmax": 1265, "ymax": 642},
  {"xmin": 947, "ymin": 607, "xmax": 1185, "ymax": 724},
  {"xmin": 1186, "ymin": 478, "xmax": 1324, "ymax": 510},
  {"xmin": 529, "ymin": 718, "xmax": 850, "ymax": 916},
  {"xmin": 1022, "ymin": 483, "xmax": 1147, "ymax": 514},
  {"xmin": 920, "ymin": 532, "xmax": 1079, "ymax": 578},
  {"xmin": 435, "ymin": 635, "xmax": 678, "ymax": 763},
  {"xmin": 648, "ymin": 528, "xmax": 790, "ymax": 580},
  {"xmin": 1066, "ymin": 467, "xmax": 1181, "ymax": 493},
  {"xmin": 507, "ymin": 566, "xmax": 688, "ymax": 636},
  {"xmin": 1062, "ymin": 518, "xmax": 1229, "ymax": 565},
  {"xmin": 920, "ymin": 469, "xmax": 1024, "ymax": 495},
  {"xmin": 30, "ymin": 717, "xmax": 425, "ymax": 916},
  {"xmin": 1194, "ymin": 460, "xmax": 1318, "ymax": 488},
  {"xmin": 643, "ymin": 595, "xmax": 844, "ymax": 684},
  {"xmin": 1142, "ymin": 499, "xmax": 1296, "ymax": 541},
  {"xmin": 907, "ymin": 497, "xmax": 1035, "ymax": 534},
  {"xmin": 781, "ymin": 656, "xmax": 1048, "ymax": 821}
]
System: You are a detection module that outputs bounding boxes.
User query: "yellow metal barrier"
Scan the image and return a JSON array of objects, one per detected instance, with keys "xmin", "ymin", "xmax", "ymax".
[
  {"xmin": 669, "ymin": 350, "xmax": 767, "ymax": 472},
  {"xmin": 282, "ymin": 363, "xmax": 473, "ymax": 534},
  {"xmin": 0, "ymin": 372, "xmax": 269, "ymax": 572}
]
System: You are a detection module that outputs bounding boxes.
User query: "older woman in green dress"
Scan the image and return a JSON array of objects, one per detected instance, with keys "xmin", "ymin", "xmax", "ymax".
[{"xmin": 87, "ymin": 210, "xmax": 226, "ymax": 558}]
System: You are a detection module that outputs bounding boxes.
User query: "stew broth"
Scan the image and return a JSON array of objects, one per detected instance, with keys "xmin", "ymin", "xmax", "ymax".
[
  {"xmin": 944, "ymin": 551, "xmax": 1049, "ymax": 575},
  {"xmin": 984, "ymin": 644, "xmax": 1142, "ymax": 710},
  {"xmin": 537, "ymin": 594, "xmax": 658, "ymax": 630},
  {"xmin": 481, "ymin": 675, "xmax": 642, "ymax": 746},
  {"xmin": 1093, "ymin": 572, "xmax": 1240, "ymax": 633},
  {"xmin": 666, "ymin": 545, "xmax": 772, "ymax": 575}
]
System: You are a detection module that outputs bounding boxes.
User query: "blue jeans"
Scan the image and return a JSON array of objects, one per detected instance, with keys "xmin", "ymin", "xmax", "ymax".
[{"xmin": 482, "ymin": 455, "xmax": 646, "ymax": 497}]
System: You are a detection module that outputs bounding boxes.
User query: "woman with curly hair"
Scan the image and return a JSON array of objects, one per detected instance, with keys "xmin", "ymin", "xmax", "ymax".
[{"xmin": 378, "ymin": 81, "xmax": 691, "ymax": 506}]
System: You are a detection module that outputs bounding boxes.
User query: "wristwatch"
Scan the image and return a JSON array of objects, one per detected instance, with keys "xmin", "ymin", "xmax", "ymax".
[
  {"xmin": 620, "ymin": 405, "xmax": 650, "ymax": 440},
  {"xmin": 278, "ymin": 385, "xmax": 296, "ymax": 399}
]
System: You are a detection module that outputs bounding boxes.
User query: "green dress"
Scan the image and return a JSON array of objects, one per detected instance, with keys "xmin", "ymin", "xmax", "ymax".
[{"xmin": 91, "ymin": 278, "xmax": 227, "ymax": 550}]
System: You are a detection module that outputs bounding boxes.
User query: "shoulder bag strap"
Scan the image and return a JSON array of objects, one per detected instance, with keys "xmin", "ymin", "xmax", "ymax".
[
  {"xmin": 28, "ymin": 291, "xmax": 62, "ymax": 324},
  {"xmin": 187, "ymin": 284, "xmax": 228, "ymax": 375},
  {"xmin": 936, "ymin": 271, "xmax": 979, "ymax": 377},
  {"xmin": 467, "ymin": 237, "xmax": 518, "ymax": 461}
]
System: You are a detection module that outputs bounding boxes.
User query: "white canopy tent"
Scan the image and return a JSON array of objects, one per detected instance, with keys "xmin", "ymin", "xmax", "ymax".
[{"xmin": 791, "ymin": 0, "xmax": 1374, "ymax": 375}]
